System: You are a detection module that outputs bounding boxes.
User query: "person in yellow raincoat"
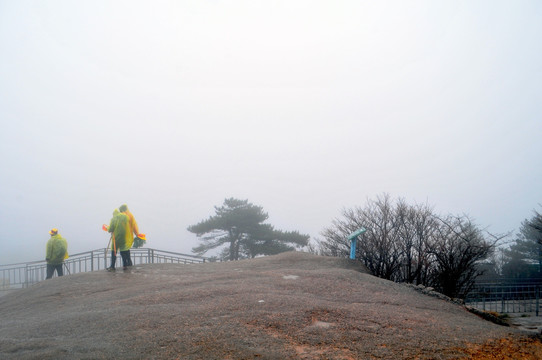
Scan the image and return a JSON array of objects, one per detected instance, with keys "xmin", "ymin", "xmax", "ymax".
[
  {"xmin": 119, "ymin": 204, "xmax": 141, "ymax": 268},
  {"xmin": 107, "ymin": 209, "xmax": 130, "ymax": 271},
  {"xmin": 45, "ymin": 228, "xmax": 68, "ymax": 279}
]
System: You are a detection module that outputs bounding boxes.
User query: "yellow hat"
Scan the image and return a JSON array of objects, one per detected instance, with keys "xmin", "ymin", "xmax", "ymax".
[{"xmin": 49, "ymin": 228, "xmax": 58, "ymax": 235}]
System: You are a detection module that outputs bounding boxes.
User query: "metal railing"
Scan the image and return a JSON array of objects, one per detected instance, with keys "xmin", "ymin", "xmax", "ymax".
[
  {"xmin": 465, "ymin": 282, "xmax": 542, "ymax": 315},
  {"xmin": 0, "ymin": 248, "xmax": 209, "ymax": 290}
]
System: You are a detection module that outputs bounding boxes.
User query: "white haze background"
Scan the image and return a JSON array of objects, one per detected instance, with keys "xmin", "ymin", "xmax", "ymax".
[{"xmin": 1, "ymin": 0, "xmax": 541, "ymax": 264}]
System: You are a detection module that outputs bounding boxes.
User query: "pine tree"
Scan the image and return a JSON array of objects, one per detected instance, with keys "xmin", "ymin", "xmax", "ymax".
[{"xmin": 188, "ymin": 198, "xmax": 309, "ymax": 260}]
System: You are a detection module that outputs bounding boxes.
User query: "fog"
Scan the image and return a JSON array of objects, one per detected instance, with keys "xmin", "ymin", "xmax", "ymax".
[{"xmin": 1, "ymin": 1, "xmax": 541, "ymax": 264}]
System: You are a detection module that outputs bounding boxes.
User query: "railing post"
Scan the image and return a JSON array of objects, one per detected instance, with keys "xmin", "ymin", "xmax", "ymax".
[
  {"xmin": 501, "ymin": 289, "xmax": 505, "ymax": 314},
  {"xmin": 536, "ymin": 286, "xmax": 540, "ymax": 317},
  {"xmin": 24, "ymin": 264, "xmax": 29, "ymax": 288}
]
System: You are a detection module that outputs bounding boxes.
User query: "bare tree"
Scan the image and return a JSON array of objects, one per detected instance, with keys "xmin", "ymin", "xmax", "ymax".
[
  {"xmin": 321, "ymin": 194, "xmax": 404, "ymax": 280},
  {"xmin": 319, "ymin": 194, "xmax": 500, "ymax": 299},
  {"xmin": 319, "ymin": 215, "xmax": 352, "ymax": 257},
  {"xmin": 429, "ymin": 215, "xmax": 497, "ymax": 298},
  {"xmin": 395, "ymin": 200, "xmax": 439, "ymax": 285}
]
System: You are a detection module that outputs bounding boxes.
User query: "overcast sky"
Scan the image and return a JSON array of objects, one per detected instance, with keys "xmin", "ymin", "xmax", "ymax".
[{"xmin": 1, "ymin": 0, "xmax": 541, "ymax": 264}]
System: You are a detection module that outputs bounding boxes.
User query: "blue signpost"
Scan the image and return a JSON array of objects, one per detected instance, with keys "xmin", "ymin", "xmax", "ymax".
[{"xmin": 348, "ymin": 228, "xmax": 367, "ymax": 260}]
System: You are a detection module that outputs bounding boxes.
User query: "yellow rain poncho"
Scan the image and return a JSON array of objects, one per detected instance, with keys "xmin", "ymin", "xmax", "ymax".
[
  {"xmin": 120, "ymin": 205, "xmax": 139, "ymax": 249},
  {"xmin": 108, "ymin": 210, "xmax": 132, "ymax": 252},
  {"xmin": 121, "ymin": 207, "xmax": 139, "ymax": 237},
  {"xmin": 46, "ymin": 234, "xmax": 68, "ymax": 265}
]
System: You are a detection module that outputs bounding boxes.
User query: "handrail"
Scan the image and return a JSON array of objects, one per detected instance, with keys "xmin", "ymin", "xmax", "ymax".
[
  {"xmin": 465, "ymin": 283, "xmax": 541, "ymax": 315},
  {"xmin": 0, "ymin": 248, "xmax": 211, "ymax": 291}
]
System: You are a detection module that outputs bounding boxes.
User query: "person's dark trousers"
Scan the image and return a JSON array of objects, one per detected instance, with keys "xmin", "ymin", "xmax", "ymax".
[
  {"xmin": 109, "ymin": 250, "xmax": 117, "ymax": 269},
  {"xmin": 120, "ymin": 250, "xmax": 132, "ymax": 267},
  {"xmin": 46, "ymin": 264, "xmax": 63, "ymax": 279}
]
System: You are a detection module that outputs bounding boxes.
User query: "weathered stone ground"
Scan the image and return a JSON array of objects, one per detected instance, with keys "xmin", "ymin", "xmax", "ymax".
[
  {"xmin": 1, "ymin": 251, "xmax": 541, "ymax": 359},
  {"xmin": 508, "ymin": 313, "xmax": 542, "ymax": 333}
]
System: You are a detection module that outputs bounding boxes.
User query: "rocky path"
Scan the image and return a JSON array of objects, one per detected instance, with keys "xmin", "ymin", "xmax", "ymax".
[{"xmin": 1, "ymin": 252, "xmax": 541, "ymax": 359}]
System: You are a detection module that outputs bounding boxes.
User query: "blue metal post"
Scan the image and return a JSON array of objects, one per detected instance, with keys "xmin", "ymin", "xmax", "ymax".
[{"xmin": 347, "ymin": 228, "xmax": 367, "ymax": 260}]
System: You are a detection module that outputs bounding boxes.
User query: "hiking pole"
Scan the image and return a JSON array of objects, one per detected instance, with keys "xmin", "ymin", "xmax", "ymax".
[
  {"xmin": 105, "ymin": 234, "xmax": 117, "ymax": 270},
  {"xmin": 106, "ymin": 235, "xmax": 112, "ymax": 254},
  {"xmin": 112, "ymin": 235, "xmax": 117, "ymax": 268},
  {"xmin": 103, "ymin": 224, "xmax": 115, "ymax": 270}
]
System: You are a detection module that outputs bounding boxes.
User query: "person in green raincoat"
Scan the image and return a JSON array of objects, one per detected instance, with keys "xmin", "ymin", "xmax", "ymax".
[
  {"xmin": 45, "ymin": 228, "xmax": 68, "ymax": 279},
  {"xmin": 107, "ymin": 209, "xmax": 130, "ymax": 271}
]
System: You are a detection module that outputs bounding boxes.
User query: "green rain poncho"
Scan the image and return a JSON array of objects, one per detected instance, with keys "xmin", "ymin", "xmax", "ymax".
[
  {"xmin": 46, "ymin": 234, "xmax": 68, "ymax": 265},
  {"xmin": 108, "ymin": 210, "xmax": 133, "ymax": 252}
]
